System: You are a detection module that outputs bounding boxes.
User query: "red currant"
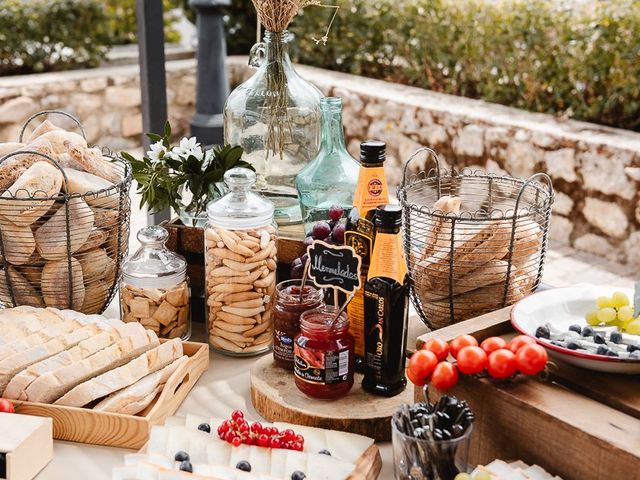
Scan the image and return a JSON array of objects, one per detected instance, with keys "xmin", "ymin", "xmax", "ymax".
[
  {"xmin": 257, "ymin": 434, "xmax": 270, "ymax": 447},
  {"xmin": 239, "ymin": 422, "xmax": 249, "ymax": 432},
  {"xmin": 270, "ymin": 437, "xmax": 282, "ymax": 449},
  {"xmin": 251, "ymin": 422, "xmax": 262, "ymax": 433},
  {"xmin": 224, "ymin": 431, "xmax": 235, "ymax": 443},
  {"xmin": 293, "ymin": 442, "xmax": 303, "ymax": 451},
  {"xmin": 232, "ymin": 437, "xmax": 241, "ymax": 447},
  {"xmin": 295, "ymin": 434, "xmax": 304, "ymax": 443},
  {"xmin": 231, "ymin": 410, "xmax": 244, "ymax": 422},
  {"xmin": 283, "ymin": 429, "xmax": 295, "ymax": 440}
]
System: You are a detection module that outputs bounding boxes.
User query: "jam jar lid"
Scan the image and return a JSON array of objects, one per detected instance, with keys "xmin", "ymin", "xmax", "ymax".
[
  {"xmin": 206, "ymin": 168, "xmax": 274, "ymax": 230},
  {"xmin": 122, "ymin": 226, "xmax": 186, "ymax": 289}
]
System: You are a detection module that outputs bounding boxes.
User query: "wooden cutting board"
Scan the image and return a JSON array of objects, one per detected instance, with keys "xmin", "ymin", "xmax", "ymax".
[{"xmin": 250, "ymin": 355, "xmax": 413, "ymax": 442}]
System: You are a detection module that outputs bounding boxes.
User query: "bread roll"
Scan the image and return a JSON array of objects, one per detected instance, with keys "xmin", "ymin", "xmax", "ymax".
[
  {"xmin": 77, "ymin": 228, "xmax": 108, "ymax": 254},
  {"xmin": 77, "ymin": 248, "xmax": 114, "ymax": 280},
  {"xmin": 62, "ymin": 168, "xmax": 118, "ymax": 208},
  {"xmin": 68, "ymin": 147, "xmax": 121, "ymax": 183},
  {"xmin": 0, "ymin": 266, "xmax": 44, "ymax": 307},
  {"xmin": 41, "ymin": 257, "xmax": 85, "ymax": 310},
  {"xmin": 0, "ymin": 161, "xmax": 63, "ymax": 225},
  {"xmin": 0, "ymin": 220, "xmax": 35, "ymax": 265},
  {"xmin": 35, "ymin": 197, "xmax": 94, "ymax": 260},
  {"xmin": 37, "ymin": 130, "xmax": 87, "ymax": 155},
  {"xmin": 26, "ymin": 120, "xmax": 62, "ymax": 143},
  {"xmin": 92, "ymin": 207, "xmax": 119, "ymax": 230},
  {"xmin": 0, "ymin": 143, "xmax": 25, "ymax": 158},
  {"xmin": 82, "ymin": 280, "xmax": 110, "ymax": 315}
]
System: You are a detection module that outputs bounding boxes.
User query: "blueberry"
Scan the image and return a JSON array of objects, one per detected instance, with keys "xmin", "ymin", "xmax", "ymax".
[
  {"xmin": 596, "ymin": 345, "xmax": 610, "ymax": 355},
  {"xmin": 236, "ymin": 461, "xmax": 251, "ymax": 472},
  {"xmin": 627, "ymin": 344, "xmax": 640, "ymax": 353},
  {"xmin": 535, "ymin": 326, "xmax": 550, "ymax": 339},
  {"xmin": 582, "ymin": 326, "xmax": 595, "ymax": 337},
  {"xmin": 610, "ymin": 332, "xmax": 623, "ymax": 344},
  {"xmin": 569, "ymin": 324, "xmax": 582, "ymax": 334},
  {"xmin": 197, "ymin": 422, "xmax": 211, "ymax": 433},
  {"xmin": 179, "ymin": 461, "xmax": 193, "ymax": 473},
  {"xmin": 291, "ymin": 471, "xmax": 307, "ymax": 480},
  {"xmin": 318, "ymin": 449, "xmax": 331, "ymax": 456},
  {"xmin": 566, "ymin": 341, "xmax": 580, "ymax": 350},
  {"xmin": 607, "ymin": 350, "xmax": 619, "ymax": 357},
  {"xmin": 174, "ymin": 451, "xmax": 190, "ymax": 462},
  {"xmin": 594, "ymin": 334, "xmax": 606, "ymax": 344}
]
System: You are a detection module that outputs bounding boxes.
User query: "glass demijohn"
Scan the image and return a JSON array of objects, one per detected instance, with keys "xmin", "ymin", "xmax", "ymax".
[
  {"xmin": 224, "ymin": 30, "xmax": 322, "ymax": 226},
  {"xmin": 120, "ymin": 226, "xmax": 191, "ymax": 340},
  {"xmin": 295, "ymin": 96, "xmax": 359, "ymax": 233}
]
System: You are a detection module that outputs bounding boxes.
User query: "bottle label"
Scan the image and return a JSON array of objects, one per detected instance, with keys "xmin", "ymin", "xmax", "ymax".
[
  {"xmin": 294, "ymin": 345, "xmax": 350, "ymax": 385},
  {"xmin": 353, "ymin": 166, "xmax": 389, "ymax": 217},
  {"xmin": 347, "ymin": 288, "xmax": 366, "ymax": 357},
  {"xmin": 367, "ymin": 233, "xmax": 408, "ymax": 284},
  {"xmin": 364, "ymin": 289, "xmax": 385, "ymax": 375},
  {"xmin": 273, "ymin": 328, "xmax": 294, "ymax": 363}
]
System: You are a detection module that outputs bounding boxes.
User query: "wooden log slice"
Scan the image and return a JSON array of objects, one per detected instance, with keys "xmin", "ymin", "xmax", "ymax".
[{"xmin": 250, "ymin": 355, "xmax": 413, "ymax": 441}]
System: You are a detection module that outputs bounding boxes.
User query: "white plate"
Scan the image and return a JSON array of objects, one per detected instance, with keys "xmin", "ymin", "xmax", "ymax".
[{"xmin": 510, "ymin": 285, "xmax": 640, "ymax": 375}]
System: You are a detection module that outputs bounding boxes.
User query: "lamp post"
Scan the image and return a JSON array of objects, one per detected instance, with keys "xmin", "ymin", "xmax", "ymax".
[{"xmin": 189, "ymin": 0, "xmax": 231, "ymax": 146}]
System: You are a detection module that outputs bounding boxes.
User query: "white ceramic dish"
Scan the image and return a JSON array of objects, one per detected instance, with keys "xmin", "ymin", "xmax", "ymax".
[{"xmin": 510, "ymin": 285, "xmax": 640, "ymax": 374}]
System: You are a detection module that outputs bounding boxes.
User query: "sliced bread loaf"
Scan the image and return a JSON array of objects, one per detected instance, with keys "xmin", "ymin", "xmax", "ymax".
[
  {"xmin": 3, "ymin": 322, "xmax": 144, "ymax": 400},
  {"xmin": 24, "ymin": 327, "xmax": 159, "ymax": 403},
  {"xmin": 0, "ymin": 317, "xmax": 83, "ymax": 361},
  {"xmin": 55, "ymin": 338, "xmax": 183, "ymax": 407},
  {"xmin": 93, "ymin": 355, "xmax": 188, "ymax": 415}
]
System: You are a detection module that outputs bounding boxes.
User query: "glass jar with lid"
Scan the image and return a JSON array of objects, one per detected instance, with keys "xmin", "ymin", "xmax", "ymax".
[
  {"xmin": 120, "ymin": 226, "xmax": 191, "ymax": 340},
  {"xmin": 205, "ymin": 167, "xmax": 277, "ymax": 356}
]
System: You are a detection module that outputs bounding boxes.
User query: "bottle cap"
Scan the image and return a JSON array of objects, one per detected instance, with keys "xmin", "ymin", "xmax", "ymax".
[
  {"xmin": 360, "ymin": 140, "xmax": 386, "ymax": 164},
  {"xmin": 374, "ymin": 204, "xmax": 402, "ymax": 228}
]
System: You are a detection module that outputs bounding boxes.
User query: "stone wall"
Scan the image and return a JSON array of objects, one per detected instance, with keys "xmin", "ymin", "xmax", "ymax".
[
  {"xmin": 2, "ymin": 56, "xmax": 640, "ymax": 264},
  {"xmin": 226, "ymin": 58, "xmax": 640, "ymax": 265},
  {"xmin": 0, "ymin": 59, "xmax": 197, "ymax": 151}
]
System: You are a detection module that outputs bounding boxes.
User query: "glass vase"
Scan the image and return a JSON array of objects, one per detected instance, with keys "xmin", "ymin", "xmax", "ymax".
[
  {"xmin": 295, "ymin": 97, "xmax": 360, "ymax": 234},
  {"xmin": 224, "ymin": 30, "xmax": 322, "ymax": 226}
]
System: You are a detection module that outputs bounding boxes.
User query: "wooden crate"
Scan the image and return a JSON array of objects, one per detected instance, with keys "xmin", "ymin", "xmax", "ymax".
[
  {"xmin": 12, "ymin": 340, "xmax": 209, "ymax": 449},
  {"xmin": 416, "ymin": 308, "xmax": 640, "ymax": 480}
]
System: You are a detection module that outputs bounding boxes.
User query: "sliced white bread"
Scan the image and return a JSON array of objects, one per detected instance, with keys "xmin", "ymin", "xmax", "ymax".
[
  {"xmin": 4, "ymin": 322, "xmax": 145, "ymax": 400},
  {"xmin": 0, "ymin": 322, "xmax": 104, "ymax": 394},
  {"xmin": 56, "ymin": 338, "xmax": 183, "ymax": 407},
  {"xmin": 94, "ymin": 355, "xmax": 188, "ymax": 415},
  {"xmin": 0, "ymin": 317, "xmax": 83, "ymax": 361},
  {"xmin": 24, "ymin": 326, "xmax": 159, "ymax": 404},
  {"xmin": 0, "ymin": 308, "xmax": 63, "ymax": 338}
]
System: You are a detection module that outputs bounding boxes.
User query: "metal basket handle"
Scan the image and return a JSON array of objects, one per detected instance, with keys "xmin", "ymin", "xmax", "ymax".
[
  {"xmin": 401, "ymin": 147, "xmax": 443, "ymax": 198},
  {"xmin": 19, "ymin": 110, "xmax": 86, "ymax": 143},
  {"xmin": 513, "ymin": 172, "xmax": 554, "ymax": 212}
]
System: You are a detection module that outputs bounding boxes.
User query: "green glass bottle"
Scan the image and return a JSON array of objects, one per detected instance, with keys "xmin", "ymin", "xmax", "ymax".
[{"xmin": 295, "ymin": 97, "xmax": 359, "ymax": 234}]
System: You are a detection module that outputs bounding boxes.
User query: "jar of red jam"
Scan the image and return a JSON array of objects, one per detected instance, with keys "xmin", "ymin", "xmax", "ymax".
[
  {"xmin": 294, "ymin": 306, "xmax": 355, "ymax": 399},
  {"xmin": 273, "ymin": 280, "xmax": 324, "ymax": 370}
]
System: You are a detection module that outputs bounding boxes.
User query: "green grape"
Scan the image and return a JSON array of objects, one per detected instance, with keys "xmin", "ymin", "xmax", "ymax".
[
  {"xmin": 454, "ymin": 474, "xmax": 472, "ymax": 480},
  {"xmin": 585, "ymin": 310, "xmax": 601, "ymax": 326},
  {"xmin": 610, "ymin": 319, "xmax": 625, "ymax": 330},
  {"xmin": 626, "ymin": 319, "xmax": 640, "ymax": 335},
  {"xmin": 596, "ymin": 296, "xmax": 613, "ymax": 309},
  {"xmin": 597, "ymin": 307, "xmax": 617, "ymax": 324},
  {"xmin": 617, "ymin": 306, "xmax": 634, "ymax": 322},
  {"xmin": 611, "ymin": 291, "xmax": 630, "ymax": 308},
  {"xmin": 473, "ymin": 472, "xmax": 493, "ymax": 480}
]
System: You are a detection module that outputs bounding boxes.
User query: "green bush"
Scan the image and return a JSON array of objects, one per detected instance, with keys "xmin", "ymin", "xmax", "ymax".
[
  {"xmin": 282, "ymin": 0, "xmax": 640, "ymax": 132},
  {"xmin": 104, "ymin": 0, "xmax": 183, "ymax": 45},
  {"xmin": 0, "ymin": 0, "xmax": 110, "ymax": 75}
]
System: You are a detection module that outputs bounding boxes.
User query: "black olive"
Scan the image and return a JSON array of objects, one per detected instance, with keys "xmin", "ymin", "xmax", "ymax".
[
  {"xmin": 236, "ymin": 461, "xmax": 251, "ymax": 472},
  {"xmin": 582, "ymin": 326, "xmax": 594, "ymax": 337},
  {"xmin": 197, "ymin": 422, "xmax": 211, "ymax": 433},
  {"xmin": 535, "ymin": 326, "xmax": 551, "ymax": 339},
  {"xmin": 179, "ymin": 461, "xmax": 193, "ymax": 473},
  {"xmin": 594, "ymin": 334, "xmax": 606, "ymax": 344},
  {"xmin": 610, "ymin": 332, "xmax": 623, "ymax": 344},
  {"xmin": 291, "ymin": 471, "xmax": 307, "ymax": 480},
  {"xmin": 569, "ymin": 324, "xmax": 582, "ymax": 334},
  {"xmin": 318, "ymin": 449, "xmax": 331, "ymax": 456},
  {"xmin": 174, "ymin": 451, "xmax": 190, "ymax": 462},
  {"xmin": 596, "ymin": 345, "xmax": 610, "ymax": 355}
]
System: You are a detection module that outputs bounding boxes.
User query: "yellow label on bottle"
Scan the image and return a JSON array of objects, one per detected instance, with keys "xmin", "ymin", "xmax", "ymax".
[
  {"xmin": 347, "ymin": 282, "xmax": 366, "ymax": 357},
  {"xmin": 353, "ymin": 166, "xmax": 389, "ymax": 217},
  {"xmin": 367, "ymin": 233, "xmax": 408, "ymax": 284}
]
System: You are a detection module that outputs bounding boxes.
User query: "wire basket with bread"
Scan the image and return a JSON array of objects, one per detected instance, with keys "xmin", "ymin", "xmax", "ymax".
[
  {"xmin": 0, "ymin": 110, "xmax": 132, "ymax": 314},
  {"xmin": 398, "ymin": 148, "xmax": 554, "ymax": 330}
]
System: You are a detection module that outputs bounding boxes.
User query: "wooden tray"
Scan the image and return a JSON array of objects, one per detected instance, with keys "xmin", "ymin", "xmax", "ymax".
[
  {"xmin": 416, "ymin": 307, "xmax": 640, "ymax": 480},
  {"xmin": 12, "ymin": 340, "xmax": 209, "ymax": 449},
  {"xmin": 250, "ymin": 354, "xmax": 412, "ymax": 442}
]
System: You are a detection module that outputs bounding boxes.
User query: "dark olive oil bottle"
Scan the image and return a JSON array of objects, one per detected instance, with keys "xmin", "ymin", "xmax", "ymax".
[{"xmin": 362, "ymin": 204, "xmax": 409, "ymax": 397}]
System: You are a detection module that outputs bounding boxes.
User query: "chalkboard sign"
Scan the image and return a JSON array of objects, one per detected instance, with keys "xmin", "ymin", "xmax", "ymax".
[{"xmin": 307, "ymin": 240, "xmax": 362, "ymax": 294}]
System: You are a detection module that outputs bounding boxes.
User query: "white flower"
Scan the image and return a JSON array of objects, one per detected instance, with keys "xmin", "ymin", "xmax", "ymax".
[
  {"xmin": 171, "ymin": 136, "xmax": 200, "ymax": 159},
  {"xmin": 147, "ymin": 141, "xmax": 167, "ymax": 163}
]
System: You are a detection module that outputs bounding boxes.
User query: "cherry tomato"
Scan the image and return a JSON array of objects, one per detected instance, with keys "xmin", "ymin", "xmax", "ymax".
[
  {"xmin": 487, "ymin": 349, "xmax": 518, "ymax": 379},
  {"xmin": 430, "ymin": 362, "xmax": 459, "ymax": 391},
  {"xmin": 0, "ymin": 398, "xmax": 14, "ymax": 413},
  {"xmin": 456, "ymin": 346, "xmax": 488, "ymax": 375},
  {"xmin": 480, "ymin": 336, "xmax": 507, "ymax": 355},
  {"xmin": 449, "ymin": 334, "xmax": 478, "ymax": 358},
  {"xmin": 508, "ymin": 335, "xmax": 537, "ymax": 353},
  {"xmin": 408, "ymin": 349, "xmax": 439, "ymax": 381},
  {"xmin": 515, "ymin": 344, "xmax": 548, "ymax": 375},
  {"xmin": 406, "ymin": 367, "xmax": 426, "ymax": 386},
  {"xmin": 422, "ymin": 338, "xmax": 450, "ymax": 362}
]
